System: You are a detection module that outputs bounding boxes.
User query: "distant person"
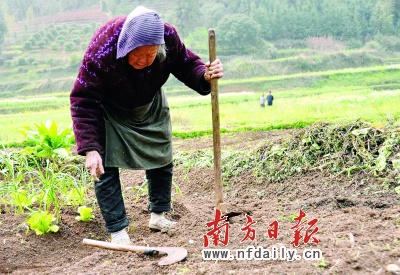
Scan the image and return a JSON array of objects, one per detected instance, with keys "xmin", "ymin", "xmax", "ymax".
[
  {"xmin": 70, "ymin": 6, "xmax": 224, "ymax": 245},
  {"xmin": 260, "ymin": 93, "xmax": 266, "ymax": 108},
  {"xmin": 267, "ymin": 91, "xmax": 274, "ymax": 106}
]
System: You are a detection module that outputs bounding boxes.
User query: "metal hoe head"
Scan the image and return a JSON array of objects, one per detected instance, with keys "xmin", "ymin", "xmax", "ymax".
[
  {"xmin": 147, "ymin": 246, "xmax": 188, "ymax": 266},
  {"xmin": 216, "ymin": 202, "xmax": 242, "ymax": 220}
]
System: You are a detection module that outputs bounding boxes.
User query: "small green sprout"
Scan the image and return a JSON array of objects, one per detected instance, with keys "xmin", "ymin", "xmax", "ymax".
[
  {"xmin": 75, "ymin": 206, "xmax": 95, "ymax": 222},
  {"xmin": 66, "ymin": 188, "xmax": 85, "ymax": 206},
  {"xmin": 316, "ymin": 256, "xmax": 327, "ymax": 270},
  {"xmin": 26, "ymin": 211, "xmax": 59, "ymax": 235},
  {"xmin": 10, "ymin": 190, "xmax": 36, "ymax": 213},
  {"xmin": 278, "ymin": 213, "xmax": 307, "ymax": 221}
]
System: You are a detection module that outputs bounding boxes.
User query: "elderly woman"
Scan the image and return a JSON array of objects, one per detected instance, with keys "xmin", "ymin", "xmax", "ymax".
[{"xmin": 70, "ymin": 6, "xmax": 223, "ymax": 245}]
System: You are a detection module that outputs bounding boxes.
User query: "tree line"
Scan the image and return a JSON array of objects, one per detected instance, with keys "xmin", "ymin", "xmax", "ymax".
[{"xmin": 1, "ymin": 0, "xmax": 399, "ymax": 53}]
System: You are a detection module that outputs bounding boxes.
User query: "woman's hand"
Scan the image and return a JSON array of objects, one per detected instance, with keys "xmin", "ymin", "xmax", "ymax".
[
  {"xmin": 204, "ymin": 59, "xmax": 224, "ymax": 83},
  {"xmin": 85, "ymin": 150, "xmax": 104, "ymax": 182}
]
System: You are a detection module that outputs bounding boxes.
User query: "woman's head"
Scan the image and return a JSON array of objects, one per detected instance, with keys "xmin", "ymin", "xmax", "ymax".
[
  {"xmin": 117, "ymin": 6, "xmax": 165, "ymax": 62},
  {"xmin": 127, "ymin": 44, "xmax": 166, "ymax": 69}
]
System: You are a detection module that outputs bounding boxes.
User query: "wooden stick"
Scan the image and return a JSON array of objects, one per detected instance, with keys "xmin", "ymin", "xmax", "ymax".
[{"xmin": 208, "ymin": 29, "xmax": 227, "ymax": 212}]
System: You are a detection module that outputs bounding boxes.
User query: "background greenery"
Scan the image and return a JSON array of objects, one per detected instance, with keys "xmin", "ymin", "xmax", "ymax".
[{"xmin": 0, "ymin": 0, "xmax": 399, "ymax": 145}]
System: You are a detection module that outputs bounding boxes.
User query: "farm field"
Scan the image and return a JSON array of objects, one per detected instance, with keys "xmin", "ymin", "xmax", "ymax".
[
  {"xmin": 1, "ymin": 129, "xmax": 399, "ymax": 274},
  {"xmin": 1, "ymin": 64, "xmax": 400, "ymax": 145},
  {"xmin": 1, "ymin": 3, "xmax": 400, "ymax": 274}
]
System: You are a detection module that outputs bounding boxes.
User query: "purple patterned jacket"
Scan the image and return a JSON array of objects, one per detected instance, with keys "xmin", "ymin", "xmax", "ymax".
[{"xmin": 70, "ymin": 16, "xmax": 210, "ymax": 156}]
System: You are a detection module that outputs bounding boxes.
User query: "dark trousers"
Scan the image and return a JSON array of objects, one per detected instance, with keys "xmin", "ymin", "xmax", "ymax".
[{"xmin": 94, "ymin": 161, "xmax": 173, "ymax": 233}]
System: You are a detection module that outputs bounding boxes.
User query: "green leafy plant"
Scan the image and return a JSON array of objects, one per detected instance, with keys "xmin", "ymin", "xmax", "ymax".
[
  {"xmin": 29, "ymin": 159, "xmax": 79, "ymax": 222},
  {"xmin": 10, "ymin": 189, "xmax": 36, "ymax": 213},
  {"xmin": 26, "ymin": 211, "xmax": 59, "ymax": 235},
  {"xmin": 75, "ymin": 206, "xmax": 94, "ymax": 222},
  {"xmin": 66, "ymin": 188, "xmax": 86, "ymax": 207},
  {"xmin": 21, "ymin": 120, "xmax": 75, "ymax": 158},
  {"xmin": 374, "ymin": 134, "xmax": 398, "ymax": 172}
]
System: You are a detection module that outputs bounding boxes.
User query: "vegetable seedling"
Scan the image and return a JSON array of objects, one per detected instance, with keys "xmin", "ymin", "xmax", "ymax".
[
  {"xmin": 75, "ymin": 206, "xmax": 95, "ymax": 222},
  {"xmin": 26, "ymin": 211, "xmax": 59, "ymax": 235}
]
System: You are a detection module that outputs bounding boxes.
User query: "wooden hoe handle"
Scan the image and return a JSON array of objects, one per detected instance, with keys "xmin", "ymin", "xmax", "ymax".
[{"xmin": 208, "ymin": 29, "xmax": 226, "ymax": 212}]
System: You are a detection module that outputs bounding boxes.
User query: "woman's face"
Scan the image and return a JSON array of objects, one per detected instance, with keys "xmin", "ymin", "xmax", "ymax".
[{"xmin": 127, "ymin": 45, "xmax": 158, "ymax": 70}]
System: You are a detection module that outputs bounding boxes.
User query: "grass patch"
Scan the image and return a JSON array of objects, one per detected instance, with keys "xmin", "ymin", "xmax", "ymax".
[
  {"xmin": 174, "ymin": 121, "xmax": 400, "ymax": 187},
  {"xmin": 169, "ymin": 88, "xmax": 400, "ymax": 134},
  {"xmin": 0, "ymin": 65, "xmax": 399, "ymax": 146},
  {"xmin": 0, "ymin": 108, "xmax": 73, "ymax": 145},
  {"xmin": 1, "ymin": 87, "xmax": 400, "ymax": 145}
]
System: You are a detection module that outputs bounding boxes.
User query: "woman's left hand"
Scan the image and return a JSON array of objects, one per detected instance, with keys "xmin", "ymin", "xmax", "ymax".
[{"xmin": 204, "ymin": 59, "xmax": 224, "ymax": 83}]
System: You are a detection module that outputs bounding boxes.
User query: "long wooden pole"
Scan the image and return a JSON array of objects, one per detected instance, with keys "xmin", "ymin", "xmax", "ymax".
[{"xmin": 208, "ymin": 29, "xmax": 227, "ymax": 212}]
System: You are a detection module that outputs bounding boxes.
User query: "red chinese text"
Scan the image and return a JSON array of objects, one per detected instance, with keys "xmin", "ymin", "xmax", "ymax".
[
  {"xmin": 290, "ymin": 209, "xmax": 319, "ymax": 247},
  {"xmin": 203, "ymin": 209, "xmax": 230, "ymax": 247},
  {"xmin": 240, "ymin": 214, "xmax": 257, "ymax": 243},
  {"xmin": 267, "ymin": 220, "xmax": 279, "ymax": 239}
]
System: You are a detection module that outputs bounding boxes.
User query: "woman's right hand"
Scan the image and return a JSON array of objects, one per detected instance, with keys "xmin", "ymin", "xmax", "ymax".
[{"xmin": 85, "ymin": 151, "xmax": 104, "ymax": 182}]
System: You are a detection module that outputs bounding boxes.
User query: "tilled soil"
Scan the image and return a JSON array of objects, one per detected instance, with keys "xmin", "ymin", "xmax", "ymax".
[{"xmin": 1, "ymin": 130, "xmax": 399, "ymax": 274}]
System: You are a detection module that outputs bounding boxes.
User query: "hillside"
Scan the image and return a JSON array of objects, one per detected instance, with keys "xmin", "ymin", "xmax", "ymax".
[{"xmin": 1, "ymin": 0, "xmax": 400, "ymax": 99}]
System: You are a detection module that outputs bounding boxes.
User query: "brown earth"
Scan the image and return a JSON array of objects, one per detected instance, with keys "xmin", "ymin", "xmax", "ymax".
[{"xmin": 1, "ymin": 130, "xmax": 400, "ymax": 275}]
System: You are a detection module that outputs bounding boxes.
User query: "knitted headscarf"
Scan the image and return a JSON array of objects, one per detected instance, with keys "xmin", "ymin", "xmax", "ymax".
[{"xmin": 116, "ymin": 6, "xmax": 165, "ymax": 59}]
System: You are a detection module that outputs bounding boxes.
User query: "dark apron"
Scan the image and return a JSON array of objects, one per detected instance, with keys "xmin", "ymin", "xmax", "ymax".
[{"xmin": 101, "ymin": 90, "xmax": 172, "ymax": 169}]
